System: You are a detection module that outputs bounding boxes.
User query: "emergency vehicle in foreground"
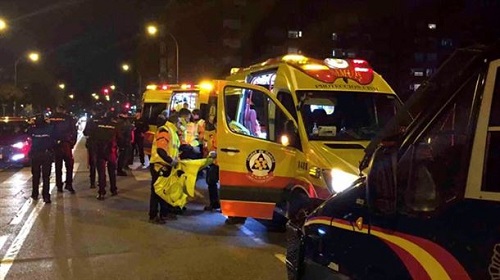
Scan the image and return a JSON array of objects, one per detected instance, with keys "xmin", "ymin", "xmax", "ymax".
[
  {"xmin": 213, "ymin": 54, "xmax": 402, "ymax": 224},
  {"xmin": 286, "ymin": 43, "xmax": 500, "ymax": 279},
  {"xmin": 141, "ymin": 83, "xmax": 211, "ymax": 155}
]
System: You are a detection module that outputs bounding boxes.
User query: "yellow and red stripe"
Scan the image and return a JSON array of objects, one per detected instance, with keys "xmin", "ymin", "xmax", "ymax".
[{"xmin": 305, "ymin": 217, "xmax": 471, "ymax": 280}]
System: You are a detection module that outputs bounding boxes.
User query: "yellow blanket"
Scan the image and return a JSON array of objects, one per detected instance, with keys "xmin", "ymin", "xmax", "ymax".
[{"xmin": 154, "ymin": 158, "xmax": 212, "ymax": 208}]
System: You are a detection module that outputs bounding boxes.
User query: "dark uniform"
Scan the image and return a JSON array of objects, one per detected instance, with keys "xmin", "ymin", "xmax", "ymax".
[
  {"xmin": 83, "ymin": 110, "xmax": 100, "ymax": 188},
  {"xmin": 90, "ymin": 112, "xmax": 120, "ymax": 200},
  {"xmin": 50, "ymin": 106, "xmax": 77, "ymax": 193},
  {"xmin": 132, "ymin": 112, "xmax": 148, "ymax": 166},
  {"xmin": 117, "ymin": 113, "xmax": 134, "ymax": 176},
  {"xmin": 28, "ymin": 115, "xmax": 56, "ymax": 203}
]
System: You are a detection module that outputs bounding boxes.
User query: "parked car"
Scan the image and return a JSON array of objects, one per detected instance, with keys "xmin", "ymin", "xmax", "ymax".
[{"xmin": 0, "ymin": 117, "xmax": 32, "ymax": 167}]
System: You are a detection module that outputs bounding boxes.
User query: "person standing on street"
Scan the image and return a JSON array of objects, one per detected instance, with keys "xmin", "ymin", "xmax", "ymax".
[
  {"xmin": 28, "ymin": 114, "xmax": 56, "ymax": 203},
  {"xmin": 83, "ymin": 107, "xmax": 101, "ymax": 189},
  {"xmin": 131, "ymin": 109, "xmax": 148, "ymax": 167},
  {"xmin": 50, "ymin": 105, "xmax": 77, "ymax": 194},
  {"xmin": 116, "ymin": 111, "xmax": 134, "ymax": 176},
  {"xmin": 149, "ymin": 111, "xmax": 180, "ymax": 223},
  {"xmin": 91, "ymin": 109, "xmax": 121, "ymax": 200}
]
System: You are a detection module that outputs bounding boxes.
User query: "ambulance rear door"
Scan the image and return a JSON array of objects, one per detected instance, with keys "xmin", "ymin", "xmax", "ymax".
[{"xmin": 214, "ymin": 80, "xmax": 301, "ymax": 220}]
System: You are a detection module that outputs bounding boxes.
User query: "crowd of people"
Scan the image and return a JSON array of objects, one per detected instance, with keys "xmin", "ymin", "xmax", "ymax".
[{"xmin": 29, "ymin": 104, "xmax": 219, "ymax": 225}]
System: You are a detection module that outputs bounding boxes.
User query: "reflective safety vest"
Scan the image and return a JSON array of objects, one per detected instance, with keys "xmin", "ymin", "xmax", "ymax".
[
  {"xmin": 150, "ymin": 121, "xmax": 180, "ymax": 168},
  {"xmin": 184, "ymin": 121, "xmax": 199, "ymax": 147}
]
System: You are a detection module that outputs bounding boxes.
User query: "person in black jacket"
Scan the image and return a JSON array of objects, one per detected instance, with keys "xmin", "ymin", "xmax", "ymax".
[
  {"xmin": 90, "ymin": 109, "xmax": 121, "ymax": 200},
  {"xmin": 131, "ymin": 109, "xmax": 148, "ymax": 166},
  {"xmin": 116, "ymin": 111, "xmax": 134, "ymax": 176},
  {"xmin": 83, "ymin": 107, "xmax": 101, "ymax": 189},
  {"xmin": 28, "ymin": 114, "xmax": 56, "ymax": 203},
  {"xmin": 50, "ymin": 105, "xmax": 77, "ymax": 193}
]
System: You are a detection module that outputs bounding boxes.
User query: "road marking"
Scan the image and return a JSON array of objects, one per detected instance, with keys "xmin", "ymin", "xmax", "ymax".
[
  {"xmin": 275, "ymin": 253, "xmax": 287, "ymax": 264},
  {"xmin": 0, "ymin": 197, "xmax": 45, "ymax": 279},
  {"xmin": 0, "ymin": 236, "xmax": 7, "ymax": 252},
  {"xmin": 236, "ymin": 224, "xmax": 266, "ymax": 246},
  {"xmin": 9, "ymin": 199, "xmax": 33, "ymax": 225}
]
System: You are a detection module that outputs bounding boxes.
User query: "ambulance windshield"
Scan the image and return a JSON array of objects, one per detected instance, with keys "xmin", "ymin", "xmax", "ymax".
[{"xmin": 299, "ymin": 91, "xmax": 400, "ymax": 141}]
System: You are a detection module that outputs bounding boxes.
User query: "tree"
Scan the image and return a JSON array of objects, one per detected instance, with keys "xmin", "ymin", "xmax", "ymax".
[{"xmin": 0, "ymin": 83, "xmax": 26, "ymax": 116}]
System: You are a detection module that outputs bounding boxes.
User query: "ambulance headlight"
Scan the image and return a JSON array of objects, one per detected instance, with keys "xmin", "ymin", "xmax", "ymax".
[{"xmin": 323, "ymin": 168, "xmax": 358, "ymax": 193}]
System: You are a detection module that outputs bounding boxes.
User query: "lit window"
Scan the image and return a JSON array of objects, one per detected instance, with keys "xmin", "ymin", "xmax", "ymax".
[
  {"xmin": 411, "ymin": 68, "xmax": 424, "ymax": 77},
  {"xmin": 332, "ymin": 33, "xmax": 338, "ymax": 41},
  {"xmin": 288, "ymin": 30, "xmax": 303, "ymax": 39},
  {"xmin": 428, "ymin": 23, "xmax": 437, "ymax": 30}
]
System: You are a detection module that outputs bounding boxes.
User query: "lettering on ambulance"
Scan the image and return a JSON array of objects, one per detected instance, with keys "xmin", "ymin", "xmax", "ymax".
[
  {"xmin": 245, "ymin": 149, "xmax": 276, "ymax": 183},
  {"xmin": 331, "ymin": 69, "xmax": 363, "ymax": 82},
  {"xmin": 297, "ymin": 161, "xmax": 308, "ymax": 171},
  {"xmin": 314, "ymin": 84, "xmax": 380, "ymax": 91},
  {"xmin": 490, "ymin": 244, "xmax": 500, "ymax": 279},
  {"xmin": 305, "ymin": 218, "xmax": 472, "ymax": 280}
]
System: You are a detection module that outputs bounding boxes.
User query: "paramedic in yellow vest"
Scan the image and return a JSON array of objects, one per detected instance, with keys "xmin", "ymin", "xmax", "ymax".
[
  {"xmin": 148, "ymin": 111, "xmax": 180, "ymax": 224},
  {"xmin": 191, "ymin": 108, "xmax": 205, "ymax": 159},
  {"xmin": 178, "ymin": 108, "xmax": 201, "ymax": 159}
]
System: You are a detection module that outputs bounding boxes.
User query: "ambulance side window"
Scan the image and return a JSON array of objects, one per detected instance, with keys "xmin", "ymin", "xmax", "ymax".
[
  {"xmin": 399, "ymin": 73, "xmax": 478, "ymax": 214},
  {"xmin": 224, "ymin": 86, "xmax": 290, "ymax": 144},
  {"xmin": 482, "ymin": 68, "xmax": 500, "ymax": 192}
]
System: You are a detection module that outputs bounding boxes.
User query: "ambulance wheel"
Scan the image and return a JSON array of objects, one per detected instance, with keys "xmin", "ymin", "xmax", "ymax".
[{"xmin": 287, "ymin": 191, "xmax": 311, "ymax": 226}]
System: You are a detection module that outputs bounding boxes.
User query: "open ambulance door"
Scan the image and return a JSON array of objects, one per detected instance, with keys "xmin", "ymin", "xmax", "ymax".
[{"xmin": 213, "ymin": 80, "xmax": 300, "ymax": 220}]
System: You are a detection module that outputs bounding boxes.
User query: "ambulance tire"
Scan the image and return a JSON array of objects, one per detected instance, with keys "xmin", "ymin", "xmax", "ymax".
[{"xmin": 288, "ymin": 191, "xmax": 311, "ymax": 226}]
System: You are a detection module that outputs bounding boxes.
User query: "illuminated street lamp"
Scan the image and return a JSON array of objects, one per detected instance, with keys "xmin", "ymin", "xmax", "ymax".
[
  {"xmin": 110, "ymin": 85, "xmax": 116, "ymax": 90},
  {"xmin": 68, "ymin": 94, "xmax": 75, "ymax": 99},
  {"xmin": 146, "ymin": 24, "xmax": 179, "ymax": 83},
  {"xmin": 146, "ymin": 25, "xmax": 158, "ymax": 36},
  {"xmin": 14, "ymin": 51, "xmax": 41, "ymax": 87},
  {"xmin": 0, "ymin": 18, "xmax": 7, "ymax": 32},
  {"xmin": 121, "ymin": 63, "xmax": 130, "ymax": 72},
  {"xmin": 58, "ymin": 83, "xmax": 66, "ymax": 90}
]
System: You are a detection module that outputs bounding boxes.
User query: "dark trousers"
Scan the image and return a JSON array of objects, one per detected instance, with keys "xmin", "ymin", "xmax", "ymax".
[
  {"xmin": 149, "ymin": 165, "xmax": 171, "ymax": 219},
  {"xmin": 97, "ymin": 155, "xmax": 117, "ymax": 195},
  {"xmin": 87, "ymin": 146, "xmax": 97, "ymax": 187},
  {"xmin": 134, "ymin": 136, "xmax": 145, "ymax": 164},
  {"xmin": 117, "ymin": 145, "xmax": 132, "ymax": 171},
  {"xmin": 54, "ymin": 142, "xmax": 74, "ymax": 188},
  {"xmin": 206, "ymin": 164, "xmax": 220, "ymax": 208},
  {"xmin": 31, "ymin": 154, "xmax": 52, "ymax": 199}
]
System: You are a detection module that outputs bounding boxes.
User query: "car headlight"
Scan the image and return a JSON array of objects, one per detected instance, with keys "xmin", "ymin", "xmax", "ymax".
[
  {"xmin": 323, "ymin": 168, "xmax": 358, "ymax": 193},
  {"xmin": 11, "ymin": 141, "xmax": 25, "ymax": 149}
]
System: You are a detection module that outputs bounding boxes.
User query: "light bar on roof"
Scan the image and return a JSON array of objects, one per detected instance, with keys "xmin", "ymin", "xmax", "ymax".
[{"xmin": 324, "ymin": 58, "xmax": 349, "ymax": 69}]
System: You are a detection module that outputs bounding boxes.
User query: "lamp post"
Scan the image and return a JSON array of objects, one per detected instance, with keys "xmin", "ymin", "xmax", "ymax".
[
  {"xmin": 146, "ymin": 24, "xmax": 179, "ymax": 83},
  {"xmin": 14, "ymin": 52, "xmax": 40, "ymax": 87}
]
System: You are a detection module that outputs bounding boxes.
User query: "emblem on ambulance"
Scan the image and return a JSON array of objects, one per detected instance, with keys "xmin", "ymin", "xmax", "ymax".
[{"xmin": 246, "ymin": 149, "xmax": 276, "ymax": 182}]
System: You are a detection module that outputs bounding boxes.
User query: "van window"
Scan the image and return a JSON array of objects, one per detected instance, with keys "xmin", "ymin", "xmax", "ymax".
[
  {"xmin": 143, "ymin": 102, "xmax": 167, "ymax": 126},
  {"xmin": 482, "ymin": 68, "xmax": 500, "ymax": 192},
  {"xmin": 224, "ymin": 86, "xmax": 290, "ymax": 144},
  {"xmin": 398, "ymin": 73, "xmax": 479, "ymax": 214}
]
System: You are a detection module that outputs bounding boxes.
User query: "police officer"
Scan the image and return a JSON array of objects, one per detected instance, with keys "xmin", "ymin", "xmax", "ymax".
[
  {"xmin": 149, "ymin": 111, "xmax": 180, "ymax": 223},
  {"xmin": 116, "ymin": 111, "xmax": 134, "ymax": 176},
  {"xmin": 131, "ymin": 109, "xmax": 148, "ymax": 166},
  {"xmin": 91, "ymin": 109, "xmax": 121, "ymax": 200},
  {"xmin": 28, "ymin": 114, "xmax": 56, "ymax": 203},
  {"xmin": 50, "ymin": 105, "xmax": 77, "ymax": 194},
  {"xmin": 83, "ymin": 107, "xmax": 101, "ymax": 188}
]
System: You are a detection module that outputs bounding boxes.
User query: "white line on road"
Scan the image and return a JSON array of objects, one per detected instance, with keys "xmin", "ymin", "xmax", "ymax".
[
  {"xmin": 236, "ymin": 224, "xmax": 266, "ymax": 246},
  {"xmin": 0, "ymin": 236, "xmax": 7, "ymax": 252},
  {"xmin": 9, "ymin": 199, "xmax": 33, "ymax": 225},
  {"xmin": 274, "ymin": 253, "xmax": 287, "ymax": 264}
]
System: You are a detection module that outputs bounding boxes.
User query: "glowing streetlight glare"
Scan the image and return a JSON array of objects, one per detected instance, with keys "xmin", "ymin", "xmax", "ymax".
[
  {"xmin": 28, "ymin": 52, "xmax": 40, "ymax": 62},
  {"xmin": 105, "ymin": 95, "xmax": 110, "ymax": 101},
  {"xmin": 0, "ymin": 18, "xmax": 7, "ymax": 31},
  {"xmin": 110, "ymin": 85, "xmax": 116, "ymax": 90},
  {"xmin": 91, "ymin": 92, "xmax": 97, "ymax": 96},
  {"xmin": 122, "ymin": 64, "xmax": 130, "ymax": 71},
  {"xmin": 68, "ymin": 94, "xmax": 75, "ymax": 99},
  {"xmin": 147, "ymin": 25, "xmax": 158, "ymax": 36},
  {"xmin": 58, "ymin": 83, "xmax": 65, "ymax": 90},
  {"xmin": 93, "ymin": 95, "xmax": 99, "ymax": 100}
]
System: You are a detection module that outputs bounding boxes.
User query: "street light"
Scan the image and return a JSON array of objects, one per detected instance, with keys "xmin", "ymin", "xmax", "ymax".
[
  {"xmin": 122, "ymin": 63, "xmax": 130, "ymax": 72},
  {"xmin": 68, "ymin": 94, "xmax": 75, "ymax": 100},
  {"xmin": 0, "ymin": 18, "xmax": 7, "ymax": 32},
  {"xmin": 110, "ymin": 85, "xmax": 116, "ymax": 90},
  {"xmin": 120, "ymin": 63, "xmax": 143, "ymax": 97},
  {"xmin": 14, "ymin": 51, "xmax": 41, "ymax": 87},
  {"xmin": 146, "ymin": 24, "xmax": 179, "ymax": 83},
  {"xmin": 58, "ymin": 83, "xmax": 66, "ymax": 90}
]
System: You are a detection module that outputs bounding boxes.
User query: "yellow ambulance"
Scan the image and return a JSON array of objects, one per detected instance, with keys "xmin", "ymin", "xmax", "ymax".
[
  {"xmin": 141, "ymin": 83, "xmax": 210, "ymax": 155},
  {"xmin": 209, "ymin": 54, "xmax": 403, "ymax": 224}
]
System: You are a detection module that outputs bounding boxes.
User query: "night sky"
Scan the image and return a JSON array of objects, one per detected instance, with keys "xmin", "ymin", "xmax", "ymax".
[{"xmin": 0, "ymin": 0, "xmax": 167, "ymax": 100}]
